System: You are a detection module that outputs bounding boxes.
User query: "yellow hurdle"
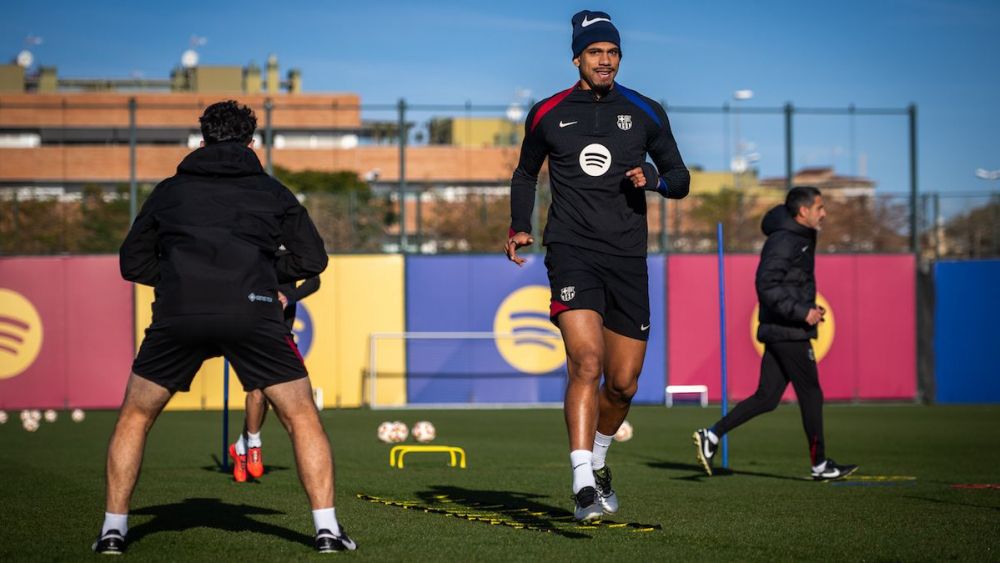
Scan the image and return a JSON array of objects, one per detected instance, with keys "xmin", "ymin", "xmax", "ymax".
[{"xmin": 389, "ymin": 445, "xmax": 467, "ymax": 469}]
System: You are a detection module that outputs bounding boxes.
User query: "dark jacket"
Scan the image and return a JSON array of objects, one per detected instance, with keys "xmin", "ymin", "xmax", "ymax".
[
  {"xmin": 510, "ymin": 82, "xmax": 689, "ymax": 257},
  {"xmin": 755, "ymin": 204, "xmax": 818, "ymax": 343},
  {"xmin": 120, "ymin": 142, "xmax": 328, "ymax": 320}
]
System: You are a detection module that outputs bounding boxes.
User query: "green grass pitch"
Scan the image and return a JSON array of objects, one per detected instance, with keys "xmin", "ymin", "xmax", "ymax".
[{"xmin": 1, "ymin": 404, "xmax": 998, "ymax": 561}]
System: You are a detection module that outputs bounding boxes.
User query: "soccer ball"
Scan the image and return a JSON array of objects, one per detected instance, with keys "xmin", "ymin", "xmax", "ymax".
[
  {"xmin": 614, "ymin": 420, "xmax": 634, "ymax": 442},
  {"xmin": 23, "ymin": 418, "xmax": 39, "ymax": 432},
  {"xmin": 71, "ymin": 409, "xmax": 86, "ymax": 423},
  {"xmin": 377, "ymin": 421, "xmax": 395, "ymax": 443},
  {"xmin": 29, "ymin": 409, "xmax": 41, "ymax": 422},
  {"xmin": 412, "ymin": 421, "xmax": 436, "ymax": 443},
  {"xmin": 389, "ymin": 421, "xmax": 409, "ymax": 443},
  {"xmin": 43, "ymin": 409, "xmax": 57, "ymax": 423},
  {"xmin": 0, "ymin": 410, "xmax": 7, "ymax": 424},
  {"xmin": 20, "ymin": 410, "xmax": 31, "ymax": 422}
]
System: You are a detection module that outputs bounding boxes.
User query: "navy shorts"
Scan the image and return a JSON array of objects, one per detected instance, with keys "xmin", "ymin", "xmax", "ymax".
[
  {"xmin": 132, "ymin": 314, "xmax": 308, "ymax": 393},
  {"xmin": 544, "ymin": 243, "xmax": 650, "ymax": 341}
]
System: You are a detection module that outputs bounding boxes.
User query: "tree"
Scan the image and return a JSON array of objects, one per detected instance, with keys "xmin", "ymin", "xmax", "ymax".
[{"xmin": 273, "ymin": 167, "xmax": 394, "ymax": 253}]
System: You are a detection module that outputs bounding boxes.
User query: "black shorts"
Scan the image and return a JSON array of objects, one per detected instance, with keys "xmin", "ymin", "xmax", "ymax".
[
  {"xmin": 544, "ymin": 243, "xmax": 650, "ymax": 341},
  {"xmin": 132, "ymin": 314, "xmax": 308, "ymax": 393}
]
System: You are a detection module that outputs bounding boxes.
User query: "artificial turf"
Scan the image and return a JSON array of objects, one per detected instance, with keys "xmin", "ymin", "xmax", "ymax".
[{"xmin": 1, "ymin": 404, "xmax": 998, "ymax": 561}]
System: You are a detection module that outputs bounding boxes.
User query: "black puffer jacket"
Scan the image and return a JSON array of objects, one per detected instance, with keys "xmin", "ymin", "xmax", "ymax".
[
  {"xmin": 120, "ymin": 142, "xmax": 328, "ymax": 320},
  {"xmin": 755, "ymin": 204, "xmax": 818, "ymax": 343}
]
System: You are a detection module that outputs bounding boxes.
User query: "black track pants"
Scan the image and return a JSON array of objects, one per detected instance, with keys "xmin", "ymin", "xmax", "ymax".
[{"xmin": 712, "ymin": 340, "xmax": 826, "ymax": 465}]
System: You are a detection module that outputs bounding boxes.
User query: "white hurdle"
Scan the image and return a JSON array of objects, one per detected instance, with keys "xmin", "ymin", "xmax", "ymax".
[{"xmin": 664, "ymin": 385, "xmax": 709, "ymax": 407}]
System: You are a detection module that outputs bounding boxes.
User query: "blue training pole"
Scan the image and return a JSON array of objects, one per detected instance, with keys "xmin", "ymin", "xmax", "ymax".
[
  {"xmin": 222, "ymin": 358, "xmax": 230, "ymax": 471},
  {"xmin": 716, "ymin": 223, "xmax": 729, "ymax": 469}
]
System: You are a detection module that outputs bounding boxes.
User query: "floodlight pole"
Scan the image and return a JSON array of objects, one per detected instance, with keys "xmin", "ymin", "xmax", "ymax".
[
  {"xmin": 784, "ymin": 103, "xmax": 794, "ymax": 191},
  {"xmin": 398, "ymin": 98, "xmax": 408, "ymax": 253}
]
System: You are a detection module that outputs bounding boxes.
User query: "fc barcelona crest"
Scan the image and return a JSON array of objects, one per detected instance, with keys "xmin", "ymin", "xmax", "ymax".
[
  {"xmin": 617, "ymin": 114, "xmax": 632, "ymax": 131},
  {"xmin": 561, "ymin": 286, "xmax": 576, "ymax": 302}
]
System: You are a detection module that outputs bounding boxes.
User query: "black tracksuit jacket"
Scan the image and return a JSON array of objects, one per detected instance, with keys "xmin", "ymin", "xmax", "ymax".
[
  {"xmin": 510, "ymin": 82, "xmax": 690, "ymax": 256},
  {"xmin": 120, "ymin": 142, "xmax": 328, "ymax": 321},
  {"xmin": 756, "ymin": 205, "xmax": 819, "ymax": 343}
]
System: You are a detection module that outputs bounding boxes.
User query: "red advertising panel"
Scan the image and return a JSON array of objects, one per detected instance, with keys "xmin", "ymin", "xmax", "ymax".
[
  {"xmin": 0, "ymin": 256, "xmax": 132, "ymax": 409},
  {"xmin": 667, "ymin": 254, "xmax": 915, "ymax": 402}
]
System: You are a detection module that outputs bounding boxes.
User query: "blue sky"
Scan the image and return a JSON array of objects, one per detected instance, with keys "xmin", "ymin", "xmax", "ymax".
[{"xmin": 4, "ymin": 0, "xmax": 999, "ymax": 199}]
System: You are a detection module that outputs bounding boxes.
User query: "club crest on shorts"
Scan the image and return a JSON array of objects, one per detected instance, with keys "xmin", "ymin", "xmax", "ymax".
[
  {"xmin": 617, "ymin": 114, "xmax": 632, "ymax": 131},
  {"xmin": 560, "ymin": 286, "xmax": 576, "ymax": 302}
]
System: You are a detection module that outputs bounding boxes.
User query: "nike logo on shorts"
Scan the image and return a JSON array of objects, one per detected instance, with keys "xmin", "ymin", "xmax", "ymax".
[
  {"xmin": 640, "ymin": 324, "xmax": 650, "ymax": 331},
  {"xmin": 559, "ymin": 121, "xmax": 578, "ymax": 128}
]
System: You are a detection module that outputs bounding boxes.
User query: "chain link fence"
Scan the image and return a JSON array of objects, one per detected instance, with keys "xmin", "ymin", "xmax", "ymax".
[{"xmin": 1, "ymin": 97, "xmax": 996, "ymax": 258}]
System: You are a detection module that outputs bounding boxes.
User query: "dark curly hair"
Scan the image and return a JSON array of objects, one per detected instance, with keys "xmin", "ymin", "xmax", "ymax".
[{"xmin": 199, "ymin": 100, "xmax": 257, "ymax": 144}]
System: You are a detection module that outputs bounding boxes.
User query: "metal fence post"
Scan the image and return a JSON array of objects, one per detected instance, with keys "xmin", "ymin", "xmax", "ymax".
[
  {"xmin": 264, "ymin": 98, "xmax": 274, "ymax": 175},
  {"xmin": 784, "ymin": 102, "xmax": 794, "ymax": 191},
  {"xmin": 398, "ymin": 98, "xmax": 408, "ymax": 252},
  {"xmin": 909, "ymin": 103, "xmax": 919, "ymax": 254},
  {"xmin": 128, "ymin": 97, "xmax": 137, "ymax": 223}
]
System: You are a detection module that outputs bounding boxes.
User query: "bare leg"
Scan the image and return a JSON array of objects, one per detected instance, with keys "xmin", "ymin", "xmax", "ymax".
[
  {"xmin": 105, "ymin": 373, "xmax": 173, "ymax": 514},
  {"xmin": 262, "ymin": 377, "xmax": 333, "ymax": 509},
  {"xmin": 559, "ymin": 310, "xmax": 606, "ymax": 451},
  {"xmin": 244, "ymin": 389, "xmax": 268, "ymax": 434},
  {"xmin": 596, "ymin": 328, "xmax": 647, "ymax": 436}
]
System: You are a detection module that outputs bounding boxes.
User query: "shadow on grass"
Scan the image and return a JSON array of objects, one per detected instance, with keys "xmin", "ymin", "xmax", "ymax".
[
  {"xmin": 645, "ymin": 460, "xmax": 803, "ymax": 482},
  {"xmin": 414, "ymin": 486, "xmax": 591, "ymax": 539},
  {"xmin": 128, "ymin": 498, "xmax": 312, "ymax": 547},
  {"xmin": 395, "ymin": 486, "xmax": 664, "ymax": 537}
]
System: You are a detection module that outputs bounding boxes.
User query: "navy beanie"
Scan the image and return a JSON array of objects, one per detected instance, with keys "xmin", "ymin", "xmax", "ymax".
[{"xmin": 571, "ymin": 10, "xmax": 621, "ymax": 58}]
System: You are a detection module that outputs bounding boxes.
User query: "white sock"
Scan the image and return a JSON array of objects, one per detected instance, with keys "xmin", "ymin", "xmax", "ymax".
[
  {"xmin": 247, "ymin": 431, "xmax": 262, "ymax": 448},
  {"xmin": 812, "ymin": 460, "xmax": 827, "ymax": 473},
  {"xmin": 706, "ymin": 429, "xmax": 720, "ymax": 445},
  {"xmin": 312, "ymin": 507, "xmax": 340, "ymax": 535},
  {"xmin": 591, "ymin": 431, "xmax": 614, "ymax": 470},
  {"xmin": 235, "ymin": 435, "xmax": 247, "ymax": 455},
  {"xmin": 570, "ymin": 450, "xmax": 596, "ymax": 494},
  {"xmin": 102, "ymin": 512, "xmax": 128, "ymax": 536}
]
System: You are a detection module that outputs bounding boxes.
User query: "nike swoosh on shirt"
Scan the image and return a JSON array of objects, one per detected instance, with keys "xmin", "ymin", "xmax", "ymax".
[
  {"xmin": 802, "ymin": 245, "xmax": 809, "ymax": 252},
  {"xmin": 559, "ymin": 121, "xmax": 578, "ymax": 128},
  {"xmin": 581, "ymin": 16, "xmax": 611, "ymax": 27}
]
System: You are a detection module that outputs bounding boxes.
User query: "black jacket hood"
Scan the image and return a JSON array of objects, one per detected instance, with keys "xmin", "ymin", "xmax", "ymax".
[
  {"xmin": 761, "ymin": 204, "xmax": 815, "ymax": 239},
  {"xmin": 177, "ymin": 142, "xmax": 265, "ymax": 177}
]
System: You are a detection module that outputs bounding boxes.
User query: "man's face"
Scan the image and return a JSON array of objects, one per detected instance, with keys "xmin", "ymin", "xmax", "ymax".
[
  {"xmin": 574, "ymin": 42, "xmax": 620, "ymax": 93},
  {"xmin": 799, "ymin": 195, "xmax": 827, "ymax": 230}
]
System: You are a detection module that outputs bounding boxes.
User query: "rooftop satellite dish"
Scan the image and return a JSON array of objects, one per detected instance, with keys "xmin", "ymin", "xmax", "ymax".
[
  {"xmin": 181, "ymin": 49, "xmax": 199, "ymax": 69},
  {"xmin": 16, "ymin": 50, "xmax": 33, "ymax": 68}
]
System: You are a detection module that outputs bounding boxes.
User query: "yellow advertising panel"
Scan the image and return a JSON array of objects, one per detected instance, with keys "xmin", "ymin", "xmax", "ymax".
[{"xmin": 133, "ymin": 255, "xmax": 405, "ymax": 410}]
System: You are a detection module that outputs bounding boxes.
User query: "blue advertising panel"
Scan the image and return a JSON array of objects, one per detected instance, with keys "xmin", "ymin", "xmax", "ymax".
[
  {"xmin": 935, "ymin": 260, "xmax": 1000, "ymax": 403},
  {"xmin": 405, "ymin": 254, "xmax": 666, "ymax": 405}
]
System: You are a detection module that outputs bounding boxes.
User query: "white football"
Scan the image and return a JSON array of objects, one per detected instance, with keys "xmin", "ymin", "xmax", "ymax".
[
  {"xmin": 71, "ymin": 409, "xmax": 86, "ymax": 423},
  {"xmin": 23, "ymin": 418, "xmax": 39, "ymax": 432},
  {"xmin": 29, "ymin": 409, "xmax": 41, "ymax": 422},
  {"xmin": 389, "ymin": 421, "xmax": 409, "ymax": 443},
  {"xmin": 0, "ymin": 410, "xmax": 7, "ymax": 424},
  {"xmin": 20, "ymin": 410, "xmax": 31, "ymax": 422},
  {"xmin": 377, "ymin": 421, "xmax": 395, "ymax": 443},
  {"xmin": 614, "ymin": 420, "xmax": 634, "ymax": 442},
  {"xmin": 412, "ymin": 421, "xmax": 436, "ymax": 443},
  {"xmin": 44, "ymin": 409, "xmax": 58, "ymax": 423}
]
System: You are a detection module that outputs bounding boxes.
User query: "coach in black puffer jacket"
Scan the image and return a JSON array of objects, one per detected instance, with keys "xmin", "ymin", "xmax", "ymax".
[{"xmin": 755, "ymin": 203, "xmax": 818, "ymax": 343}]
